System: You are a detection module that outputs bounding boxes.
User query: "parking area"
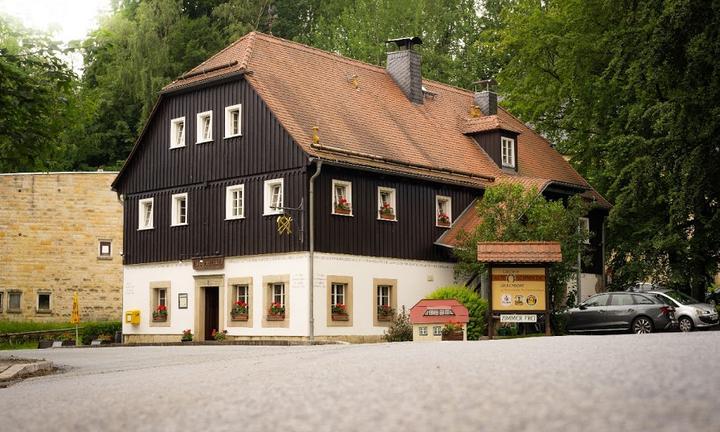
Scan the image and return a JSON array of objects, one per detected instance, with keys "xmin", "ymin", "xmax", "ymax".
[{"xmin": 1, "ymin": 331, "xmax": 719, "ymax": 432}]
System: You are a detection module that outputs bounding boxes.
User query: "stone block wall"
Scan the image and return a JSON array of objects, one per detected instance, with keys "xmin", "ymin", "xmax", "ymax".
[{"xmin": 0, "ymin": 172, "xmax": 123, "ymax": 322}]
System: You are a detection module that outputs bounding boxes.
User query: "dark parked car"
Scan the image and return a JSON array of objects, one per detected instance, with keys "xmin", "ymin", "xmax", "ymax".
[
  {"xmin": 565, "ymin": 292, "xmax": 676, "ymax": 334},
  {"xmin": 706, "ymin": 288, "xmax": 720, "ymax": 307}
]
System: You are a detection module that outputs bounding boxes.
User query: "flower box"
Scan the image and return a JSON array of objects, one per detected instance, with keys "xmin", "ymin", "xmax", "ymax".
[
  {"xmin": 332, "ymin": 313, "xmax": 349, "ymax": 321},
  {"xmin": 377, "ymin": 314, "xmax": 393, "ymax": 322},
  {"xmin": 436, "ymin": 220, "xmax": 451, "ymax": 228},
  {"xmin": 334, "ymin": 207, "xmax": 351, "ymax": 215},
  {"xmin": 441, "ymin": 330, "xmax": 464, "ymax": 341},
  {"xmin": 152, "ymin": 315, "xmax": 167, "ymax": 322},
  {"xmin": 379, "ymin": 212, "xmax": 395, "ymax": 221},
  {"xmin": 231, "ymin": 313, "xmax": 249, "ymax": 321},
  {"xmin": 267, "ymin": 313, "xmax": 285, "ymax": 321}
]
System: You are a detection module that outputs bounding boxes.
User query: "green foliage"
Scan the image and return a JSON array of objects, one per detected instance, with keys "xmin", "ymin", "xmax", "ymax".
[
  {"xmin": 496, "ymin": 0, "xmax": 720, "ymax": 299},
  {"xmin": 454, "ymin": 184, "xmax": 588, "ymax": 313},
  {"xmin": 384, "ymin": 306, "xmax": 413, "ymax": 342},
  {"xmin": 79, "ymin": 321, "xmax": 121, "ymax": 345},
  {"xmin": 0, "ymin": 321, "xmax": 76, "ymax": 334},
  {"xmin": 0, "ymin": 16, "xmax": 79, "ymax": 172},
  {"xmin": 427, "ymin": 284, "xmax": 488, "ymax": 340}
]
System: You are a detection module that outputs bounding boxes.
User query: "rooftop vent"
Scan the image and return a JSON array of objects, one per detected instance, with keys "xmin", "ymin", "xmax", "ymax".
[{"xmin": 386, "ymin": 37, "xmax": 424, "ymax": 104}]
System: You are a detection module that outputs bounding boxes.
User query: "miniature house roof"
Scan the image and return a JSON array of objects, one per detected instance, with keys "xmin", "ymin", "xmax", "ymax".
[{"xmin": 409, "ymin": 299, "xmax": 470, "ymax": 324}]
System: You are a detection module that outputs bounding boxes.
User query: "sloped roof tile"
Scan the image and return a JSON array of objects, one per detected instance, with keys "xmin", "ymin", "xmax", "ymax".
[{"xmin": 477, "ymin": 242, "xmax": 563, "ymax": 263}]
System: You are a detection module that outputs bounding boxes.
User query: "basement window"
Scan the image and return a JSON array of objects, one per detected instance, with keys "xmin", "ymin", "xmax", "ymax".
[
  {"xmin": 264, "ymin": 179, "xmax": 284, "ymax": 215},
  {"xmin": 170, "ymin": 117, "xmax": 186, "ymax": 149},
  {"xmin": 436, "ymin": 195, "xmax": 452, "ymax": 227},
  {"xmin": 501, "ymin": 136, "xmax": 516, "ymax": 168},
  {"xmin": 332, "ymin": 180, "xmax": 352, "ymax": 216},
  {"xmin": 224, "ymin": 104, "xmax": 242, "ymax": 138},
  {"xmin": 171, "ymin": 193, "xmax": 188, "ymax": 226},
  {"xmin": 138, "ymin": 198, "xmax": 154, "ymax": 230},
  {"xmin": 196, "ymin": 110, "xmax": 213, "ymax": 143},
  {"xmin": 225, "ymin": 184, "xmax": 245, "ymax": 220},
  {"xmin": 378, "ymin": 187, "xmax": 396, "ymax": 221}
]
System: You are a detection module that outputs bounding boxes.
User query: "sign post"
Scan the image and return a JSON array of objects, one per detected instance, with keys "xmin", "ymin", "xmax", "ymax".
[{"xmin": 478, "ymin": 242, "xmax": 562, "ymax": 339}]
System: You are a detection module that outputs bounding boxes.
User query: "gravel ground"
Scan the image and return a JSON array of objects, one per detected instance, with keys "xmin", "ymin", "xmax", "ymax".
[{"xmin": 1, "ymin": 331, "xmax": 718, "ymax": 432}]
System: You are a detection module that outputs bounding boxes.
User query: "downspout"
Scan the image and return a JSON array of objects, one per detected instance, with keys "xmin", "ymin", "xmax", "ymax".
[
  {"xmin": 601, "ymin": 218, "xmax": 607, "ymax": 291},
  {"xmin": 308, "ymin": 159, "xmax": 323, "ymax": 343}
]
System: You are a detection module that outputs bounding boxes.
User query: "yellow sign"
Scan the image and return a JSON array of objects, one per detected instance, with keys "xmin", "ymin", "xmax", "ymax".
[
  {"xmin": 70, "ymin": 291, "xmax": 81, "ymax": 324},
  {"xmin": 491, "ymin": 267, "xmax": 546, "ymax": 311},
  {"xmin": 276, "ymin": 215, "xmax": 293, "ymax": 235}
]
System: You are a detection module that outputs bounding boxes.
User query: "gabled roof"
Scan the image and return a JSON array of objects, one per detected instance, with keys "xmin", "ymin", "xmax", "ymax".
[
  {"xmin": 409, "ymin": 299, "xmax": 470, "ymax": 325},
  {"xmin": 477, "ymin": 241, "xmax": 562, "ymax": 263},
  {"xmin": 150, "ymin": 31, "xmax": 610, "ymax": 197}
]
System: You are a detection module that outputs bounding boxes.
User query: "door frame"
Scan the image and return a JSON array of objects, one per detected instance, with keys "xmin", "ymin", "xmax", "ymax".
[{"xmin": 194, "ymin": 275, "xmax": 225, "ymax": 341}]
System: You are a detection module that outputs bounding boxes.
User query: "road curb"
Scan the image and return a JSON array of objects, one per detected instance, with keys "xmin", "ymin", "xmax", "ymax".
[{"xmin": 0, "ymin": 360, "xmax": 53, "ymax": 383}]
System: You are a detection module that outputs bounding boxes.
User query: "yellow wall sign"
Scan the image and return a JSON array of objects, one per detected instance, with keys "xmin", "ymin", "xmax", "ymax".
[{"xmin": 491, "ymin": 267, "xmax": 547, "ymax": 311}]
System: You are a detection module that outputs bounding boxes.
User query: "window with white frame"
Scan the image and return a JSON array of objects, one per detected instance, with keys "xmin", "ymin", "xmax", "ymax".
[
  {"xmin": 224, "ymin": 104, "xmax": 242, "ymax": 138},
  {"xmin": 234, "ymin": 284, "xmax": 249, "ymax": 305},
  {"xmin": 436, "ymin": 195, "xmax": 452, "ymax": 226},
  {"xmin": 378, "ymin": 187, "xmax": 396, "ymax": 221},
  {"xmin": 171, "ymin": 193, "xmax": 188, "ymax": 226},
  {"xmin": 579, "ymin": 217, "xmax": 590, "ymax": 244},
  {"xmin": 433, "ymin": 326, "xmax": 442, "ymax": 336},
  {"xmin": 271, "ymin": 283, "xmax": 285, "ymax": 307},
  {"xmin": 263, "ymin": 178, "xmax": 284, "ymax": 215},
  {"xmin": 225, "ymin": 185, "xmax": 245, "ymax": 220},
  {"xmin": 377, "ymin": 285, "xmax": 391, "ymax": 308},
  {"xmin": 331, "ymin": 283, "xmax": 346, "ymax": 306},
  {"xmin": 419, "ymin": 326, "xmax": 428, "ymax": 336},
  {"xmin": 138, "ymin": 198, "xmax": 154, "ymax": 230},
  {"xmin": 332, "ymin": 180, "xmax": 352, "ymax": 215},
  {"xmin": 8, "ymin": 291, "xmax": 21, "ymax": 312},
  {"xmin": 170, "ymin": 117, "xmax": 185, "ymax": 148},
  {"xmin": 98, "ymin": 240, "xmax": 112, "ymax": 258},
  {"xmin": 501, "ymin": 136, "xmax": 516, "ymax": 168},
  {"xmin": 37, "ymin": 292, "xmax": 51, "ymax": 312},
  {"xmin": 156, "ymin": 288, "xmax": 167, "ymax": 307},
  {"xmin": 196, "ymin": 110, "xmax": 213, "ymax": 143}
]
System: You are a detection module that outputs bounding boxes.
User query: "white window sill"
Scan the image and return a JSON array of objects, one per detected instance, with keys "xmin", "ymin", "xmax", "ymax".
[
  {"xmin": 332, "ymin": 212, "xmax": 354, "ymax": 217},
  {"xmin": 138, "ymin": 226, "xmax": 154, "ymax": 231},
  {"xmin": 435, "ymin": 222, "xmax": 452, "ymax": 228},
  {"xmin": 196, "ymin": 139, "xmax": 213, "ymax": 144},
  {"xmin": 170, "ymin": 144, "xmax": 186, "ymax": 150},
  {"xmin": 377, "ymin": 217, "xmax": 398, "ymax": 222},
  {"xmin": 225, "ymin": 216, "xmax": 245, "ymax": 221},
  {"xmin": 171, "ymin": 223, "xmax": 188, "ymax": 227},
  {"xmin": 224, "ymin": 133, "xmax": 242, "ymax": 139},
  {"xmin": 502, "ymin": 164, "xmax": 516, "ymax": 169},
  {"xmin": 263, "ymin": 212, "xmax": 283, "ymax": 216}
]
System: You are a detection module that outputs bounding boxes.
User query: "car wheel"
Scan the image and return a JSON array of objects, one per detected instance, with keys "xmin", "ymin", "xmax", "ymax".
[
  {"xmin": 632, "ymin": 317, "xmax": 653, "ymax": 334},
  {"xmin": 678, "ymin": 316, "xmax": 693, "ymax": 332}
]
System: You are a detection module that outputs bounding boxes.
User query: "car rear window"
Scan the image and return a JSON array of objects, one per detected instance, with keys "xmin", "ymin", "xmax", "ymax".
[
  {"xmin": 632, "ymin": 294, "xmax": 655, "ymax": 304},
  {"xmin": 609, "ymin": 294, "xmax": 634, "ymax": 306}
]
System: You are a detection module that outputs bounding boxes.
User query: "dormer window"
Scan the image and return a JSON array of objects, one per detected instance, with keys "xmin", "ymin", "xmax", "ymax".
[
  {"xmin": 436, "ymin": 195, "xmax": 452, "ymax": 227},
  {"xmin": 501, "ymin": 136, "xmax": 516, "ymax": 168},
  {"xmin": 196, "ymin": 111, "xmax": 213, "ymax": 143},
  {"xmin": 224, "ymin": 104, "xmax": 242, "ymax": 138},
  {"xmin": 170, "ymin": 117, "xmax": 185, "ymax": 149}
]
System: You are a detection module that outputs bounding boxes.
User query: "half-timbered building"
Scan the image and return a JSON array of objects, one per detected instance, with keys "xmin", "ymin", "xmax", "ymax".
[{"xmin": 113, "ymin": 32, "xmax": 609, "ymax": 342}]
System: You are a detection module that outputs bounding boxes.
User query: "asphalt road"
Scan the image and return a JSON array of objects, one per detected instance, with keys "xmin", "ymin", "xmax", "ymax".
[{"xmin": 1, "ymin": 332, "xmax": 719, "ymax": 432}]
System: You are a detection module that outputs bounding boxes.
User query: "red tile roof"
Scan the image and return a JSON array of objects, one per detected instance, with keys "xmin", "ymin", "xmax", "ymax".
[
  {"xmin": 409, "ymin": 299, "xmax": 470, "ymax": 325},
  {"xmin": 156, "ymin": 32, "xmax": 611, "ymax": 201},
  {"xmin": 476, "ymin": 242, "xmax": 562, "ymax": 263}
]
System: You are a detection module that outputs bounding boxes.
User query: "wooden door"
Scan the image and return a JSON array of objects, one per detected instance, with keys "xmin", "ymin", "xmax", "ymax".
[{"xmin": 204, "ymin": 286, "xmax": 219, "ymax": 340}]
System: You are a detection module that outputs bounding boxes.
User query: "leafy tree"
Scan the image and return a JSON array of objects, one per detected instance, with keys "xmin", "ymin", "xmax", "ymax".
[
  {"xmin": 0, "ymin": 16, "xmax": 78, "ymax": 172},
  {"xmin": 495, "ymin": 0, "xmax": 720, "ymax": 299},
  {"xmin": 427, "ymin": 284, "xmax": 488, "ymax": 340},
  {"xmin": 454, "ymin": 184, "xmax": 588, "ymax": 314}
]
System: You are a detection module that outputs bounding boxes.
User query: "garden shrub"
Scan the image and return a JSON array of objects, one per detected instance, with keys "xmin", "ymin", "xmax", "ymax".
[
  {"xmin": 80, "ymin": 321, "xmax": 121, "ymax": 345},
  {"xmin": 427, "ymin": 285, "xmax": 487, "ymax": 340},
  {"xmin": 384, "ymin": 306, "xmax": 413, "ymax": 342}
]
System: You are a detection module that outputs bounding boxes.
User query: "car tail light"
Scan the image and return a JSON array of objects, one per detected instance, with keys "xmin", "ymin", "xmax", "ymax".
[{"xmin": 660, "ymin": 306, "xmax": 674, "ymax": 316}]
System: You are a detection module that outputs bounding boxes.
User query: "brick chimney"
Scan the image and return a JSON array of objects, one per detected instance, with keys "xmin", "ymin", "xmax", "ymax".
[
  {"xmin": 386, "ymin": 37, "xmax": 423, "ymax": 104},
  {"xmin": 474, "ymin": 79, "xmax": 497, "ymax": 115}
]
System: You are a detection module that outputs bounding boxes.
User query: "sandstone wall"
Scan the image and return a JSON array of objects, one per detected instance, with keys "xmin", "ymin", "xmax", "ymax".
[{"xmin": 0, "ymin": 172, "xmax": 123, "ymax": 323}]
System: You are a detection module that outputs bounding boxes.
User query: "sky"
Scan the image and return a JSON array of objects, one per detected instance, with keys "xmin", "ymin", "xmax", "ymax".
[{"xmin": 0, "ymin": 0, "xmax": 112, "ymax": 71}]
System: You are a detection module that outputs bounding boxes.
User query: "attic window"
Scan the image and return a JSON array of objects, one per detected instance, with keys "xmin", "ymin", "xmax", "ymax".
[
  {"xmin": 170, "ymin": 117, "xmax": 185, "ymax": 149},
  {"xmin": 501, "ymin": 136, "xmax": 516, "ymax": 168},
  {"xmin": 224, "ymin": 104, "xmax": 242, "ymax": 138},
  {"xmin": 197, "ymin": 111, "xmax": 213, "ymax": 143},
  {"xmin": 424, "ymin": 308, "xmax": 455, "ymax": 316}
]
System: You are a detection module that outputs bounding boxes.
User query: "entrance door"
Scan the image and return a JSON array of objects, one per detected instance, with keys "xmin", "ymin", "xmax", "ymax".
[{"xmin": 204, "ymin": 286, "xmax": 219, "ymax": 340}]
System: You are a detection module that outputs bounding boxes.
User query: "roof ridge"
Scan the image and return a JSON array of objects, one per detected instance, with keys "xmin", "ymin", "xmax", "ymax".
[
  {"xmin": 239, "ymin": 31, "xmax": 257, "ymax": 69},
  {"xmin": 188, "ymin": 31, "xmax": 257, "ymax": 74}
]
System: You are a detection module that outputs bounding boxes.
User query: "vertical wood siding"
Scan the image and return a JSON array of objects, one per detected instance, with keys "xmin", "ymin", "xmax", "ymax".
[
  {"xmin": 314, "ymin": 166, "xmax": 480, "ymax": 262},
  {"xmin": 115, "ymin": 78, "xmax": 307, "ymax": 194}
]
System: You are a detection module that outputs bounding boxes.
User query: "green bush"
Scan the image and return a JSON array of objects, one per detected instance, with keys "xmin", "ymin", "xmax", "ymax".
[
  {"xmin": 384, "ymin": 306, "xmax": 413, "ymax": 342},
  {"xmin": 80, "ymin": 322, "xmax": 121, "ymax": 345},
  {"xmin": 427, "ymin": 285, "xmax": 488, "ymax": 340}
]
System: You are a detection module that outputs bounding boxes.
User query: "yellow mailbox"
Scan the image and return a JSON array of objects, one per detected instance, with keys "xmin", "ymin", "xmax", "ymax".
[{"xmin": 125, "ymin": 310, "xmax": 140, "ymax": 325}]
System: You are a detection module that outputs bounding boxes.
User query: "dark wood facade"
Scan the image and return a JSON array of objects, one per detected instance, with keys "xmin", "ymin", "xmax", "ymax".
[
  {"xmin": 471, "ymin": 130, "xmax": 519, "ymax": 171},
  {"xmin": 314, "ymin": 165, "xmax": 479, "ymax": 262}
]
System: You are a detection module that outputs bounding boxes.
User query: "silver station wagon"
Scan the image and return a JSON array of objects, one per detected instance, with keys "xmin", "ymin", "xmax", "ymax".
[{"xmin": 565, "ymin": 292, "xmax": 677, "ymax": 334}]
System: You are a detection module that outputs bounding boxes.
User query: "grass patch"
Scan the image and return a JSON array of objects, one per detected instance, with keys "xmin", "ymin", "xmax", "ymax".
[
  {"xmin": 0, "ymin": 341, "xmax": 38, "ymax": 351},
  {"xmin": 0, "ymin": 321, "xmax": 76, "ymax": 334}
]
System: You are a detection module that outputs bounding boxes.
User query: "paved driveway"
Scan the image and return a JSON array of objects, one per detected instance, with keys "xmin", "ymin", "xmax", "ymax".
[{"xmin": 1, "ymin": 332, "xmax": 719, "ymax": 432}]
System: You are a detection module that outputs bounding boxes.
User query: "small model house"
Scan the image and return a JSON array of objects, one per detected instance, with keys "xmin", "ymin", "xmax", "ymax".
[{"xmin": 409, "ymin": 299, "xmax": 469, "ymax": 342}]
